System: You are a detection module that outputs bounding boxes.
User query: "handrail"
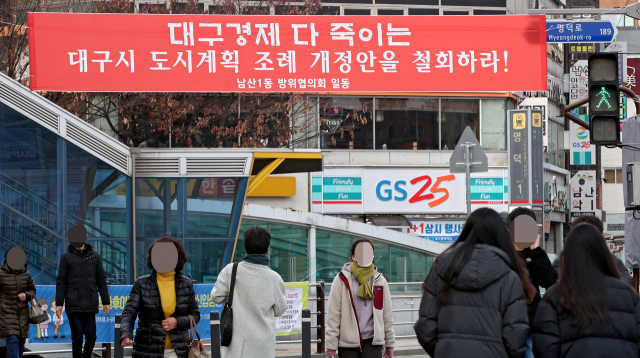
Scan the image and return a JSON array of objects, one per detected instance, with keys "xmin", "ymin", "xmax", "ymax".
[{"xmin": 0, "ymin": 200, "xmax": 64, "ymax": 239}]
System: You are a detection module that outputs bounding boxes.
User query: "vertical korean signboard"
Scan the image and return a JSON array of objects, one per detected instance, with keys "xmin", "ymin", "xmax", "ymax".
[
  {"xmin": 508, "ymin": 110, "xmax": 530, "ymax": 206},
  {"xmin": 570, "ymin": 170, "xmax": 596, "ymax": 219},
  {"xmin": 531, "ymin": 110, "xmax": 544, "ymax": 238},
  {"xmin": 569, "ymin": 60, "xmax": 595, "ymax": 165}
]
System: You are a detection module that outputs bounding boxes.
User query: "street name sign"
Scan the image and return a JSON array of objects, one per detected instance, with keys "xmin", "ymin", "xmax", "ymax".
[{"xmin": 547, "ymin": 20, "xmax": 618, "ymax": 43}]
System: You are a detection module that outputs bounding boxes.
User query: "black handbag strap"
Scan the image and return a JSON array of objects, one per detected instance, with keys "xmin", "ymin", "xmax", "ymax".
[{"xmin": 228, "ymin": 263, "xmax": 239, "ymax": 308}]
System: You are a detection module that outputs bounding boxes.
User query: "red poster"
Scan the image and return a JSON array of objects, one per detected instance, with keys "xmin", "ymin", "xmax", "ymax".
[{"xmin": 28, "ymin": 13, "xmax": 547, "ymax": 92}]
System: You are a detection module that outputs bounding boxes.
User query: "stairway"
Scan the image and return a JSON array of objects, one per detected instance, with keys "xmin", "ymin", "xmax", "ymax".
[{"xmin": 0, "ymin": 173, "xmax": 129, "ymax": 284}]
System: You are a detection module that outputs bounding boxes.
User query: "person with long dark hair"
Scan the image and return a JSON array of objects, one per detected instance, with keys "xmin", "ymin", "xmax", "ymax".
[
  {"xmin": 532, "ymin": 223, "xmax": 640, "ymax": 358},
  {"xmin": 414, "ymin": 208, "xmax": 535, "ymax": 358},
  {"xmin": 551, "ymin": 215, "xmax": 632, "ymax": 285}
]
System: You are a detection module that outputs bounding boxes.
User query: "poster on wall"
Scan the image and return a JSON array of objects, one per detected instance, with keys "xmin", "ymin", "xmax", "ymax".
[
  {"xmin": 28, "ymin": 14, "xmax": 547, "ymax": 92},
  {"xmin": 29, "ymin": 285, "xmax": 221, "ymax": 343},
  {"xmin": 275, "ymin": 282, "xmax": 309, "ymax": 336},
  {"xmin": 570, "ymin": 170, "xmax": 596, "ymax": 219}
]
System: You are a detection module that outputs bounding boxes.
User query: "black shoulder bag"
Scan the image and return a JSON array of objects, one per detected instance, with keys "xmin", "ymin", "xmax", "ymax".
[{"xmin": 220, "ymin": 262, "xmax": 238, "ymax": 347}]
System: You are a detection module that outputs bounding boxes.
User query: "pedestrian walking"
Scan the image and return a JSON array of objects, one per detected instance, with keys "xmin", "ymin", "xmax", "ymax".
[
  {"xmin": 120, "ymin": 237, "xmax": 200, "ymax": 358},
  {"xmin": 551, "ymin": 215, "xmax": 632, "ymax": 285},
  {"xmin": 415, "ymin": 208, "xmax": 535, "ymax": 358},
  {"xmin": 507, "ymin": 207, "xmax": 558, "ymax": 358},
  {"xmin": 325, "ymin": 239, "xmax": 395, "ymax": 358},
  {"xmin": 532, "ymin": 223, "xmax": 640, "ymax": 358},
  {"xmin": 0, "ymin": 246, "xmax": 36, "ymax": 358},
  {"xmin": 56, "ymin": 225, "xmax": 110, "ymax": 358},
  {"xmin": 210, "ymin": 226, "xmax": 287, "ymax": 358}
]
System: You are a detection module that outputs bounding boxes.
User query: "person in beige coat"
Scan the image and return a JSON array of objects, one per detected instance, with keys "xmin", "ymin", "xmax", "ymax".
[
  {"xmin": 326, "ymin": 239, "xmax": 395, "ymax": 358},
  {"xmin": 210, "ymin": 226, "xmax": 287, "ymax": 358}
]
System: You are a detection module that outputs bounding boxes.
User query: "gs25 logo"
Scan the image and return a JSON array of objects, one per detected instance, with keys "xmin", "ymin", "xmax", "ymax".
[{"xmin": 375, "ymin": 174, "xmax": 456, "ymax": 208}]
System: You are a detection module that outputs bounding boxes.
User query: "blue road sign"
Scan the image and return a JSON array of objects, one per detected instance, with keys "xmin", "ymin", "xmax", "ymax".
[{"xmin": 547, "ymin": 20, "xmax": 618, "ymax": 43}]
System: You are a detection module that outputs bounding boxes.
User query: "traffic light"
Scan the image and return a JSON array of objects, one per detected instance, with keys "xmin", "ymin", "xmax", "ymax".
[{"xmin": 588, "ymin": 53, "xmax": 620, "ymax": 145}]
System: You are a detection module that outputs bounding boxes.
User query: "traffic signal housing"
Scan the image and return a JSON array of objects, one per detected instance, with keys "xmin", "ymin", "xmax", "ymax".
[{"xmin": 588, "ymin": 53, "xmax": 620, "ymax": 145}]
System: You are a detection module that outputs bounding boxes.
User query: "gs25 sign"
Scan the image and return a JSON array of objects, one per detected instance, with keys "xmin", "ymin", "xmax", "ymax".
[{"xmin": 364, "ymin": 170, "xmax": 466, "ymax": 214}]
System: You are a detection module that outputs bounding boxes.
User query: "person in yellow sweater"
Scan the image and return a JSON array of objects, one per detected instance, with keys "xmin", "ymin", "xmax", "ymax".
[{"xmin": 120, "ymin": 237, "xmax": 200, "ymax": 358}]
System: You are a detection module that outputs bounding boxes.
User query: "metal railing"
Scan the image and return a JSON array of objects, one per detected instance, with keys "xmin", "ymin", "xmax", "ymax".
[{"xmin": 22, "ymin": 280, "xmax": 421, "ymax": 358}]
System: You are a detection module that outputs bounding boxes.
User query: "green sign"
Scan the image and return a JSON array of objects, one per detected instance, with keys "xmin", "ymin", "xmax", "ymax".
[
  {"xmin": 470, "ymin": 177, "xmax": 507, "ymax": 202},
  {"xmin": 312, "ymin": 177, "xmax": 362, "ymax": 204}
]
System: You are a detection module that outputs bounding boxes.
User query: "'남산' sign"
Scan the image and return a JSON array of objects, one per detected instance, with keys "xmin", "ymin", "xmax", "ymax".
[{"xmin": 27, "ymin": 14, "xmax": 547, "ymax": 92}]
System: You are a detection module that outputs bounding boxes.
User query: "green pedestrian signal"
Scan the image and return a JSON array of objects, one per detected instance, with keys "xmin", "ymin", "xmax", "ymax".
[
  {"xmin": 589, "ymin": 84, "xmax": 618, "ymax": 113},
  {"xmin": 596, "ymin": 86, "xmax": 611, "ymax": 109},
  {"xmin": 588, "ymin": 53, "xmax": 620, "ymax": 145}
]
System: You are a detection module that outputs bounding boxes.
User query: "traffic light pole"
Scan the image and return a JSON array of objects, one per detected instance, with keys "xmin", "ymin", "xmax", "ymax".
[{"xmin": 561, "ymin": 86, "xmax": 640, "ymax": 130}]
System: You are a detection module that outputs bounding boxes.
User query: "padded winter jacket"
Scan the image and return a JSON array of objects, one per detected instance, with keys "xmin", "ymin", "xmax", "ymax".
[
  {"xmin": 121, "ymin": 271, "xmax": 200, "ymax": 358},
  {"xmin": 0, "ymin": 260, "xmax": 36, "ymax": 338},
  {"xmin": 56, "ymin": 245, "xmax": 110, "ymax": 313},
  {"xmin": 532, "ymin": 276, "xmax": 640, "ymax": 358},
  {"xmin": 415, "ymin": 244, "xmax": 529, "ymax": 358}
]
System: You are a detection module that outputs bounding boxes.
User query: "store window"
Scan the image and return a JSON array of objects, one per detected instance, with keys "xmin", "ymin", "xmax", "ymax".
[
  {"xmin": 185, "ymin": 178, "xmax": 240, "ymax": 238},
  {"xmin": 320, "ymin": 97, "xmax": 373, "ymax": 149},
  {"xmin": 480, "ymin": 99, "xmax": 507, "ymax": 150},
  {"xmin": 235, "ymin": 220, "xmax": 308, "ymax": 282},
  {"xmin": 604, "ymin": 169, "xmax": 623, "ymax": 184},
  {"xmin": 441, "ymin": 99, "xmax": 480, "ymax": 150},
  {"xmin": 135, "ymin": 178, "xmax": 181, "ymax": 238},
  {"xmin": 375, "ymin": 98, "xmax": 439, "ymax": 150}
]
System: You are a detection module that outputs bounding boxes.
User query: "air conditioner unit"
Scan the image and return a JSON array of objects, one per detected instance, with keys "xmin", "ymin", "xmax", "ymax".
[{"xmin": 627, "ymin": 163, "xmax": 640, "ymax": 206}]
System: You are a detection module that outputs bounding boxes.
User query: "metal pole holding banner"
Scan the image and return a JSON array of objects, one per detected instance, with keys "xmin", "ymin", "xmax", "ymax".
[
  {"xmin": 114, "ymin": 315, "xmax": 123, "ymax": 358},
  {"xmin": 210, "ymin": 311, "xmax": 221, "ymax": 358},
  {"xmin": 302, "ymin": 309, "xmax": 311, "ymax": 358},
  {"xmin": 102, "ymin": 343, "xmax": 111, "ymax": 358},
  {"xmin": 316, "ymin": 280, "xmax": 326, "ymax": 354}
]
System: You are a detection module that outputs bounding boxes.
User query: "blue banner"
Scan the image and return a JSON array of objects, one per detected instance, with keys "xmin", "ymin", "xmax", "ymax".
[{"xmin": 29, "ymin": 285, "xmax": 222, "ymax": 344}]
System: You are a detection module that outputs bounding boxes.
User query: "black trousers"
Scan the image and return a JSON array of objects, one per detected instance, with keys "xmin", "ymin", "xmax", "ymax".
[
  {"xmin": 67, "ymin": 313, "xmax": 97, "ymax": 358},
  {"xmin": 338, "ymin": 338, "xmax": 383, "ymax": 358}
]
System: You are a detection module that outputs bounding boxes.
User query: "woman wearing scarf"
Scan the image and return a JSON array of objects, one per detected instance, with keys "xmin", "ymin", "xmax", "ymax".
[
  {"xmin": 210, "ymin": 226, "xmax": 287, "ymax": 358},
  {"xmin": 326, "ymin": 239, "xmax": 395, "ymax": 358}
]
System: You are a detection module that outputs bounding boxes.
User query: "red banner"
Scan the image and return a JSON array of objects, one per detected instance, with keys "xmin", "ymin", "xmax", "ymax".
[{"xmin": 28, "ymin": 13, "xmax": 547, "ymax": 92}]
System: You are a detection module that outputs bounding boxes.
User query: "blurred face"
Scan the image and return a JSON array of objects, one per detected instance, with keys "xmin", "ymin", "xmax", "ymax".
[
  {"xmin": 352, "ymin": 242, "xmax": 374, "ymax": 267},
  {"xmin": 151, "ymin": 241, "xmax": 178, "ymax": 274}
]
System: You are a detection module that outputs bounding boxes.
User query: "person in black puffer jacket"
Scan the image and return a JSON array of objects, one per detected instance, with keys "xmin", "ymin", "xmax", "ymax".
[
  {"xmin": 532, "ymin": 223, "xmax": 640, "ymax": 358},
  {"xmin": 506, "ymin": 208, "xmax": 558, "ymax": 358},
  {"xmin": 56, "ymin": 225, "xmax": 110, "ymax": 358},
  {"xmin": 415, "ymin": 208, "xmax": 536, "ymax": 358},
  {"xmin": 0, "ymin": 246, "xmax": 36, "ymax": 358},
  {"xmin": 120, "ymin": 237, "xmax": 200, "ymax": 358}
]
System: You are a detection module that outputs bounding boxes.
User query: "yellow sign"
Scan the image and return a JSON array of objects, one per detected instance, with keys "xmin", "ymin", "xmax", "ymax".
[
  {"xmin": 513, "ymin": 113, "xmax": 526, "ymax": 129},
  {"xmin": 532, "ymin": 113, "xmax": 542, "ymax": 127}
]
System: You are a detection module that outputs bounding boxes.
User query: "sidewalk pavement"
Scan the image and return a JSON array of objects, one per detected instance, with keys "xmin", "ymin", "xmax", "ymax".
[{"xmin": 275, "ymin": 337, "xmax": 427, "ymax": 358}]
